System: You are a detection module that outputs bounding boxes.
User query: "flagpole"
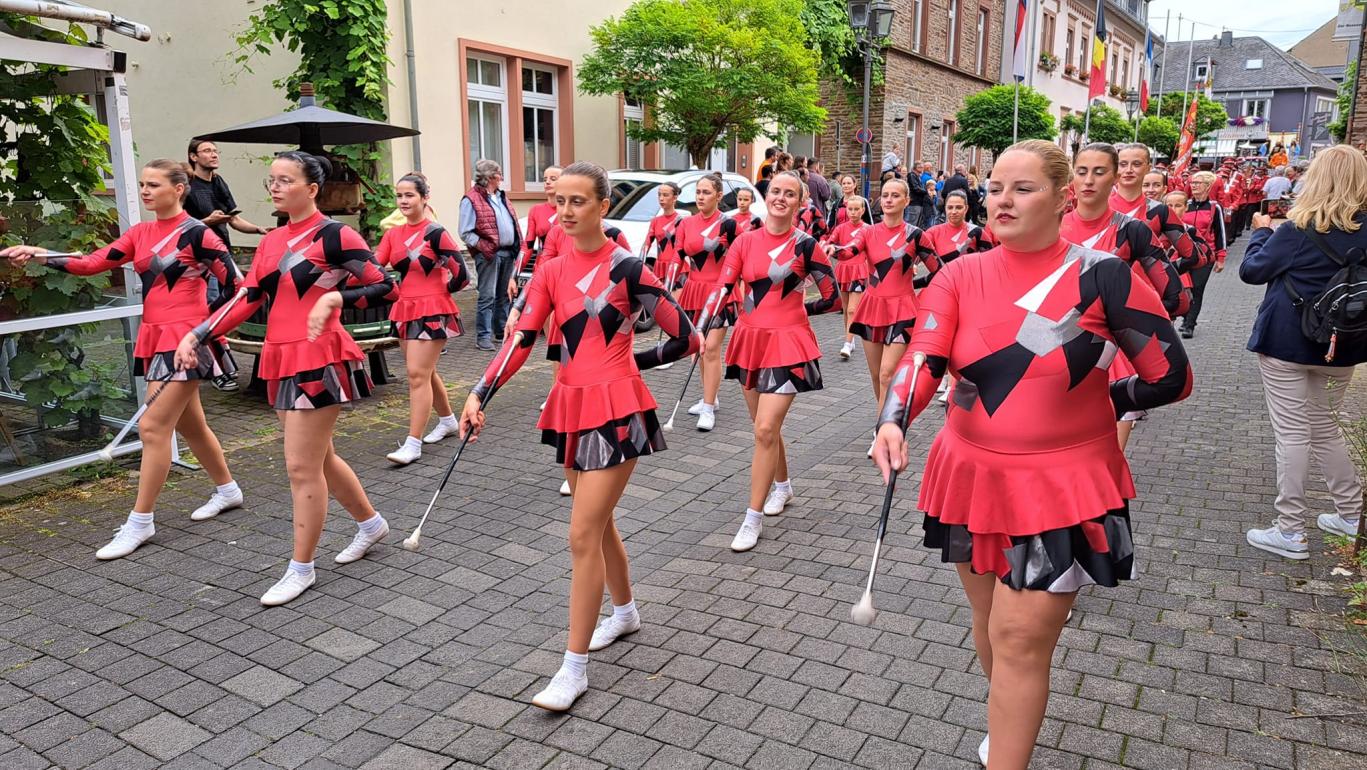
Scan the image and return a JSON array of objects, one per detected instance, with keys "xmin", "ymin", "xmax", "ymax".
[
  {"xmin": 1156, "ymin": 9, "xmax": 1169, "ymax": 116},
  {"xmin": 1013, "ymin": 83, "xmax": 1021, "ymax": 142},
  {"xmin": 1182, "ymin": 19, "xmax": 1194, "ymax": 108}
]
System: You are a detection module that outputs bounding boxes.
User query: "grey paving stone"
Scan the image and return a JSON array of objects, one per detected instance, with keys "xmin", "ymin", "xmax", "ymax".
[
  {"xmin": 118, "ymin": 712, "xmax": 212, "ymax": 761},
  {"xmin": 219, "ymin": 665, "xmax": 304, "ymax": 706}
]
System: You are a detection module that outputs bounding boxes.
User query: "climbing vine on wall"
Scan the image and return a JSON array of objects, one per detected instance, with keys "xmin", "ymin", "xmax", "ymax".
[{"xmin": 234, "ymin": 0, "xmax": 394, "ymax": 238}]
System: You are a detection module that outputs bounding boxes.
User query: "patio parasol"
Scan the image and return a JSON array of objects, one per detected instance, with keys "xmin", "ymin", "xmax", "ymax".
[{"xmin": 196, "ymin": 83, "xmax": 418, "ymax": 152}]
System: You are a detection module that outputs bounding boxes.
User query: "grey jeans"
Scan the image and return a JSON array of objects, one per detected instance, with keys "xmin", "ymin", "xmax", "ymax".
[{"xmin": 1258, "ymin": 355, "xmax": 1363, "ymax": 532}]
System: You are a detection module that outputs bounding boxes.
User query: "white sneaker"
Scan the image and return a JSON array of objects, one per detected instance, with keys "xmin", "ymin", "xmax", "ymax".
[
  {"xmin": 1318, "ymin": 513, "xmax": 1361, "ymax": 538},
  {"xmin": 730, "ymin": 518, "xmax": 761, "ymax": 552},
  {"xmin": 1246, "ymin": 526, "xmax": 1310, "ymax": 560},
  {"xmin": 978, "ymin": 735, "xmax": 989, "ymax": 766},
  {"xmin": 687, "ymin": 399, "xmax": 708, "ymax": 416},
  {"xmin": 335, "ymin": 519, "xmax": 389, "ymax": 564},
  {"xmin": 559, "ymin": 479, "xmax": 572, "ymax": 496},
  {"xmin": 190, "ymin": 488, "xmax": 244, "ymax": 521},
  {"xmin": 95, "ymin": 523, "xmax": 154, "ymax": 560},
  {"xmin": 588, "ymin": 612, "xmax": 641, "ymax": 651},
  {"xmin": 260, "ymin": 569, "xmax": 316, "ymax": 606},
  {"xmin": 531, "ymin": 670, "xmax": 588, "ymax": 711},
  {"xmin": 386, "ymin": 442, "xmax": 422, "ymax": 466},
  {"xmin": 867, "ymin": 437, "xmax": 876, "ymax": 458},
  {"xmin": 763, "ymin": 485, "xmax": 793, "ymax": 516},
  {"xmin": 696, "ymin": 409, "xmax": 716, "ymax": 432},
  {"xmin": 839, "ymin": 341, "xmax": 852, "ymax": 360},
  {"xmin": 540, "ymin": 400, "xmax": 547, "ymax": 411},
  {"xmin": 423, "ymin": 420, "xmax": 459, "ymax": 444}
]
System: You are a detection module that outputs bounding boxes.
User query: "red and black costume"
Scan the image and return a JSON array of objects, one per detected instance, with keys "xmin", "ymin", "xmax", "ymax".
[
  {"xmin": 838, "ymin": 220, "xmax": 937, "ymax": 344},
  {"xmin": 796, "ymin": 202, "xmax": 829, "ymax": 241},
  {"xmin": 1108, "ymin": 189, "xmax": 1201, "ymax": 278},
  {"xmin": 375, "ymin": 221, "xmax": 470, "ymax": 340},
  {"xmin": 879, "ymin": 240, "xmax": 1192, "ymax": 590},
  {"xmin": 646, "ymin": 210, "xmax": 686, "ymax": 284},
  {"xmin": 197, "ymin": 212, "xmax": 393, "ymax": 410},
  {"xmin": 476, "ymin": 242, "xmax": 699, "ymax": 470},
  {"xmin": 717, "ymin": 227, "xmax": 840, "ymax": 393},
  {"xmin": 49, "ymin": 212, "xmax": 238, "ymax": 382},
  {"xmin": 1179, "ymin": 198, "xmax": 1226, "ymax": 333},
  {"xmin": 923, "ymin": 221, "xmax": 992, "ymax": 267},
  {"xmin": 730, "ymin": 212, "xmax": 764, "ymax": 237},
  {"xmin": 517, "ymin": 201, "xmax": 558, "ymax": 277},
  {"xmin": 676, "ymin": 211, "xmax": 740, "ymax": 327},
  {"xmin": 825, "ymin": 220, "xmax": 870, "ymax": 292},
  {"xmin": 1061, "ymin": 209, "xmax": 1185, "ymax": 319},
  {"xmin": 522, "ymin": 224, "xmax": 631, "ymax": 362}
]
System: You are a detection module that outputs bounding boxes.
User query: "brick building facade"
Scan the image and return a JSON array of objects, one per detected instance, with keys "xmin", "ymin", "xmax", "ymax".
[{"xmin": 817, "ymin": 0, "xmax": 1007, "ymax": 184}]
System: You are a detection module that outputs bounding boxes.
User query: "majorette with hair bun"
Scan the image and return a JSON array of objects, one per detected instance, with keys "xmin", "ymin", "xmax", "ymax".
[
  {"xmin": 517, "ymin": 222, "xmax": 630, "ymax": 363},
  {"xmin": 840, "ymin": 219, "xmax": 938, "ymax": 345},
  {"xmin": 375, "ymin": 218, "xmax": 470, "ymax": 341},
  {"xmin": 675, "ymin": 206, "xmax": 741, "ymax": 327}
]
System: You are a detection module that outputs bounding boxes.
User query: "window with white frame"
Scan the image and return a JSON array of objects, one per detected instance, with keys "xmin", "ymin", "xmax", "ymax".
[
  {"xmin": 1194, "ymin": 61, "xmax": 1208, "ymax": 82},
  {"xmin": 975, "ymin": 8, "xmax": 988, "ymax": 76},
  {"xmin": 466, "ymin": 55, "xmax": 508, "ymax": 174},
  {"xmin": 623, "ymin": 97, "xmax": 645, "ymax": 170},
  {"xmin": 947, "ymin": 0, "xmax": 959, "ymax": 64},
  {"xmin": 905, "ymin": 114, "xmax": 921, "ymax": 166},
  {"xmin": 1316, "ymin": 95, "xmax": 1338, "ymax": 121},
  {"xmin": 522, "ymin": 64, "xmax": 558, "ymax": 189},
  {"xmin": 911, "ymin": 0, "xmax": 925, "ymax": 53},
  {"xmin": 1241, "ymin": 98, "xmax": 1267, "ymax": 119},
  {"xmin": 1245, "ymin": 58, "xmax": 1263, "ymax": 70}
]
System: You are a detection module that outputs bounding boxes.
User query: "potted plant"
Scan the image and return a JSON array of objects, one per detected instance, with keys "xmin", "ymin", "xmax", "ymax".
[
  {"xmin": 1038, "ymin": 52, "xmax": 1060, "ymax": 72},
  {"xmin": 1079, "ymin": 70, "xmax": 1090, "ymax": 83},
  {"xmin": 1064, "ymin": 63, "xmax": 1078, "ymax": 77},
  {"xmin": 1109, "ymin": 84, "xmax": 1125, "ymax": 98}
]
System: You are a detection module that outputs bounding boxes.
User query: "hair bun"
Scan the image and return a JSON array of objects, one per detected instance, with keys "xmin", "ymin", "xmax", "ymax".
[{"xmin": 312, "ymin": 154, "xmax": 333, "ymax": 179}]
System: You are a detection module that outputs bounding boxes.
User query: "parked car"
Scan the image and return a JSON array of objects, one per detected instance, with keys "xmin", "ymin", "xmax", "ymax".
[{"xmin": 517, "ymin": 169, "xmax": 767, "ymax": 284}]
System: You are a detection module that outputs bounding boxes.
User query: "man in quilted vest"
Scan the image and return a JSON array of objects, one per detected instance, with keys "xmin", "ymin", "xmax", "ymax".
[{"xmin": 459, "ymin": 159, "xmax": 523, "ymax": 350}]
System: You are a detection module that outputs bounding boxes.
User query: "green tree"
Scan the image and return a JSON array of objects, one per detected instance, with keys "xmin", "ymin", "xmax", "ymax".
[
  {"xmin": 1060, "ymin": 104, "xmax": 1131, "ymax": 145},
  {"xmin": 235, "ymin": 0, "xmax": 393, "ymax": 238},
  {"xmin": 580, "ymin": 0, "xmax": 825, "ymax": 169},
  {"xmin": 954, "ymin": 85, "xmax": 1057, "ymax": 157},
  {"xmin": 1329, "ymin": 59, "xmax": 1356, "ymax": 142},
  {"xmin": 1136, "ymin": 115, "xmax": 1180, "ymax": 155},
  {"xmin": 0, "ymin": 14, "xmax": 128, "ymax": 434},
  {"xmin": 800, "ymin": 0, "xmax": 884, "ymax": 94},
  {"xmin": 1147, "ymin": 92, "xmax": 1228, "ymax": 139}
]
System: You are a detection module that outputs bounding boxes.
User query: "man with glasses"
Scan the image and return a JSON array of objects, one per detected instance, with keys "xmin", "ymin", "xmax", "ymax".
[
  {"xmin": 185, "ymin": 138, "xmax": 270, "ymax": 391},
  {"xmin": 459, "ymin": 159, "xmax": 522, "ymax": 351}
]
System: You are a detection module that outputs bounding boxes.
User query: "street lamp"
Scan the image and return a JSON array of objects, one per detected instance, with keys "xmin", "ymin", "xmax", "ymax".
[
  {"xmin": 1124, "ymin": 88, "xmax": 1142, "ymax": 142},
  {"xmin": 849, "ymin": 0, "xmax": 895, "ymax": 198}
]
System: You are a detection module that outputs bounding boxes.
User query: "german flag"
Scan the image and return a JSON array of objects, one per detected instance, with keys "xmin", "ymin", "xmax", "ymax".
[{"xmin": 1087, "ymin": 0, "xmax": 1107, "ymax": 101}]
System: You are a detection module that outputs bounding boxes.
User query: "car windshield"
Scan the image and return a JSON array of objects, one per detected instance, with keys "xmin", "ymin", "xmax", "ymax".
[{"xmin": 607, "ymin": 180, "xmax": 703, "ymax": 221}]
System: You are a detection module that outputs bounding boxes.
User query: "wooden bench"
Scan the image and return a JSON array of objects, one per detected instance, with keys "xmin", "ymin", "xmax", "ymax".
[{"xmin": 224, "ymin": 336, "xmax": 399, "ymax": 397}]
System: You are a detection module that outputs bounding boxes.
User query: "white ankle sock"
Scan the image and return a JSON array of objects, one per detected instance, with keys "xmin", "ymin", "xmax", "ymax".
[
  {"xmin": 562, "ymin": 650, "xmax": 588, "ymax": 679},
  {"xmin": 216, "ymin": 480, "xmax": 241, "ymax": 497},
  {"xmin": 403, "ymin": 436, "xmax": 422, "ymax": 451},
  {"xmin": 744, "ymin": 508, "xmax": 763, "ymax": 527},
  {"xmin": 127, "ymin": 511, "xmax": 153, "ymax": 530},
  {"xmin": 701, "ymin": 402, "xmax": 716, "ymax": 413},
  {"xmin": 288, "ymin": 559, "xmax": 314, "ymax": 577},
  {"xmin": 358, "ymin": 514, "xmax": 386, "ymax": 536},
  {"xmin": 774, "ymin": 480, "xmax": 792, "ymax": 495},
  {"xmin": 438, "ymin": 414, "xmax": 458, "ymax": 428},
  {"xmin": 613, "ymin": 600, "xmax": 637, "ymax": 620}
]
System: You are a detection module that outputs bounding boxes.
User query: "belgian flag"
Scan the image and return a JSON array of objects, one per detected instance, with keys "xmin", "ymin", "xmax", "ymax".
[{"xmin": 1087, "ymin": 0, "xmax": 1107, "ymax": 101}]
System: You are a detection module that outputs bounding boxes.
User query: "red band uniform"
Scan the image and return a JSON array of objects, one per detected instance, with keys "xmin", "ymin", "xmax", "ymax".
[
  {"xmin": 375, "ymin": 221, "xmax": 470, "ymax": 340},
  {"xmin": 196, "ymin": 213, "xmax": 394, "ymax": 410},
  {"xmin": 880, "ymin": 241, "xmax": 1192, "ymax": 589},
  {"xmin": 838, "ymin": 220, "xmax": 938, "ymax": 344}
]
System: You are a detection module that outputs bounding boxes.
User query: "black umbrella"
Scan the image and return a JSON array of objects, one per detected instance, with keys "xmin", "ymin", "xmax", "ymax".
[{"xmin": 197, "ymin": 86, "xmax": 417, "ymax": 151}]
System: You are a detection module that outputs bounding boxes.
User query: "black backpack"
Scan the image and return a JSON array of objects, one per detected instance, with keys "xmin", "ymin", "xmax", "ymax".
[{"xmin": 1284, "ymin": 229, "xmax": 1367, "ymax": 362}]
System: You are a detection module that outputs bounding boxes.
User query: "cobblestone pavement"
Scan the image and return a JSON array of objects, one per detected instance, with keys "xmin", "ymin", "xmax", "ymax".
[{"xmin": 1, "ymin": 238, "xmax": 1366, "ymax": 769}]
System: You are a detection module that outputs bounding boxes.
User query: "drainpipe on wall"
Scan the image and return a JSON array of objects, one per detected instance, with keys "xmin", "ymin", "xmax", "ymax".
[
  {"xmin": 402, "ymin": 0, "xmax": 422, "ymax": 171},
  {"xmin": 1301, "ymin": 86, "xmax": 1309, "ymax": 150}
]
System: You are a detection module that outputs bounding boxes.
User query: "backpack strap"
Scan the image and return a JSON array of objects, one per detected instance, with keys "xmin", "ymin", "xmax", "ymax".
[{"xmin": 1303, "ymin": 228, "xmax": 1349, "ymax": 267}]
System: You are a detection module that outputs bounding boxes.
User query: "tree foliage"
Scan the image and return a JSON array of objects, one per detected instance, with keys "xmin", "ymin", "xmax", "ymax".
[
  {"xmin": 799, "ymin": 0, "xmax": 884, "ymax": 94},
  {"xmin": 235, "ymin": 0, "xmax": 393, "ymax": 238},
  {"xmin": 1329, "ymin": 59, "xmax": 1356, "ymax": 142},
  {"xmin": 1059, "ymin": 104, "xmax": 1132, "ymax": 145},
  {"xmin": 954, "ymin": 85, "xmax": 1057, "ymax": 157},
  {"xmin": 580, "ymin": 0, "xmax": 825, "ymax": 169},
  {"xmin": 0, "ymin": 14, "xmax": 126, "ymax": 433},
  {"xmin": 1146, "ymin": 92, "xmax": 1228, "ymax": 139},
  {"xmin": 1136, "ymin": 115, "xmax": 1180, "ymax": 156}
]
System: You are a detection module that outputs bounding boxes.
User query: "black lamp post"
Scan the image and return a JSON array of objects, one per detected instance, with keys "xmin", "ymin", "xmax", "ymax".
[
  {"xmin": 849, "ymin": 0, "xmax": 895, "ymax": 198},
  {"xmin": 1125, "ymin": 88, "xmax": 1142, "ymax": 141}
]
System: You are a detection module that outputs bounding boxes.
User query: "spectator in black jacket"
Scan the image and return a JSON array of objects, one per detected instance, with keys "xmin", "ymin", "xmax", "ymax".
[
  {"xmin": 1240, "ymin": 144, "xmax": 1365, "ymax": 562},
  {"xmin": 938, "ymin": 164, "xmax": 978, "ymax": 217}
]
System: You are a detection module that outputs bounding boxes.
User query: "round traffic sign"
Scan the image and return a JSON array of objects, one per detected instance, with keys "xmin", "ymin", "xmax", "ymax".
[{"xmin": 855, "ymin": 127, "xmax": 873, "ymax": 144}]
